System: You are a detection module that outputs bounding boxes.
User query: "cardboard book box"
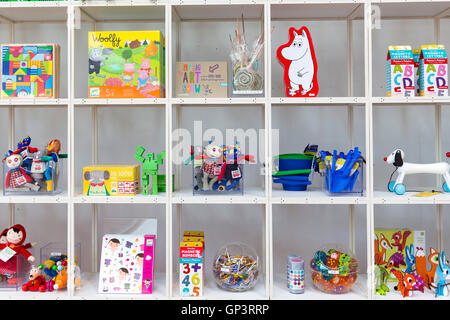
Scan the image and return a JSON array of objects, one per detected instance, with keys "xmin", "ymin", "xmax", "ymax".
[
  {"xmin": 374, "ymin": 228, "xmax": 425, "ymax": 282},
  {"xmin": 175, "ymin": 61, "xmax": 228, "ymax": 98},
  {"xmin": 88, "ymin": 31, "xmax": 165, "ymax": 99},
  {"xmin": 1, "ymin": 44, "xmax": 59, "ymax": 99}
]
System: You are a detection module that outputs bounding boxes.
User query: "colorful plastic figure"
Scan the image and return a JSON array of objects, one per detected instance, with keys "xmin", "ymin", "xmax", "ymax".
[
  {"xmin": 434, "ymin": 252, "xmax": 450, "ymax": 297},
  {"xmin": 135, "ymin": 146, "xmax": 166, "ymax": 195},
  {"xmin": 22, "ymin": 265, "xmax": 47, "ymax": 292}
]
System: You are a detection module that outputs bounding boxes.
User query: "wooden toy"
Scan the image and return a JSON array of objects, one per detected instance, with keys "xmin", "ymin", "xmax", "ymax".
[
  {"xmin": 83, "ymin": 165, "xmax": 140, "ymax": 196},
  {"xmin": 384, "ymin": 149, "xmax": 450, "ymax": 195},
  {"xmin": 386, "ymin": 45, "xmax": 415, "ymax": 97},
  {"xmin": 419, "ymin": 45, "xmax": 448, "ymax": 97},
  {"xmin": 374, "ymin": 229, "xmax": 425, "ymax": 282},
  {"xmin": 134, "ymin": 146, "xmax": 166, "ymax": 195},
  {"xmin": 98, "ymin": 234, "xmax": 155, "ymax": 294},
  {"xmin": 180, "ymin": 232, "xmax": 204, "ymax": 297},
  {"xmin": 277, "ymin": 26, "xmax": 318, "ymax": 97},
  {"xmin": 175, "ymin": 61, "xmax": 228, "ymax": 98},
  {"xmin": 88, "ymin": 31, "xmax": 165, "ymax": 98},
  {"xmin": 1, "ymin": 44, "xmax": 59, "ymax": 98}
]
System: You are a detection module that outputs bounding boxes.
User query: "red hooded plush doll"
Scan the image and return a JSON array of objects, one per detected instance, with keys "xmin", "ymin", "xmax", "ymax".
[{"xmin": 4, "ymin": 225, "xmax": 35, "ymax": 262}]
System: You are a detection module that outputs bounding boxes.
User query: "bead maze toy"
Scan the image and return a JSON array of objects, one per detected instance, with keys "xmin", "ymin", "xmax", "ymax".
[
  {"xmin": 384, "ymin": 149, "xmax": 450, "ymax": 195},
  {"xmin": 134, "ymin": 146, "xmax": 166, "ymax": 195}
]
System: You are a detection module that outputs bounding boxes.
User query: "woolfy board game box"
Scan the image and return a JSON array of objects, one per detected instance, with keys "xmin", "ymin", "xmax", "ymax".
[
  {"xmin": 98, "ymin": 234, "xmax": 155, "ymax": 294},
  {"xmin": 88, "ymin": 31, "xmax": 165, "ymax": 99},
  {"xmin": 374, "ymin": 228, "xmax": 425, "ymax": 282},
  {"xmin": 175, "ymin": 61, "xmax": 228, "ymax": 98},
  {"xmin": 1, "ymin": 44, "xmax": 59, "ymax": 98}
]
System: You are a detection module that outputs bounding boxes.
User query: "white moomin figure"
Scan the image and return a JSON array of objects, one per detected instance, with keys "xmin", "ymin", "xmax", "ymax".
[{"xmin": 280, "ymin": 29, "xmax": 316, "ymax": 96}]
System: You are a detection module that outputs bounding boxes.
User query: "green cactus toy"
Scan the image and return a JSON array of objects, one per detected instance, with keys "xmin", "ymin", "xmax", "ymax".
[{"xmin": 135, "ymin": 146, "xmax": 166, "ymax": 195}]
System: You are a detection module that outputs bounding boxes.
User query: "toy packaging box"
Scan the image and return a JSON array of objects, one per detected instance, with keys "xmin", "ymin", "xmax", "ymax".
[
  {"xmin": 98, "ymin": 234, "xmax": 155, "ymax": 294},
  {"xmin": 419, "ymin": 45, "xmax": 448, "ymax": 97},
  {"xmin": 374, "ymin": 228, "xmax": 425, "ymax": 282},
  {"xmin": 175, "ymin": 61, "xmax": 228, "ymax": 98},
  {"xmin": 386, "ymin": 46, "xmax": 415, "ymax": 97},
  {"xmin": 1, "ymin": 44, "xmax": 59, "ymax": 98},
  {"xmin": 413, "ymin": 49, "xmax": 421, "ymax": 96},
  {"xmin": 180, "ymin": 231, "xmax": 204, "ymax": 297},
  {"xmin": 88, "ymin": 31, "xmax": 165, "ymax": 99},
  {"xmin": 83, "ymin": 165, "xmax": 139, "ymax": 196}
]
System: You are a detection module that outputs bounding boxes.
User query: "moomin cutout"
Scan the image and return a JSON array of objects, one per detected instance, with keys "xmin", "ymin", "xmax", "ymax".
[{"xmin": 277, "ymin": 27, "xmax": 318, "ymax": 97}]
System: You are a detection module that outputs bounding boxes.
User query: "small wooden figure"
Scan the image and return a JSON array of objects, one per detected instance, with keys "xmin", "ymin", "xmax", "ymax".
[{"xmin": 277, "ymin": 27, "xmax": 318, "ymax": 97}]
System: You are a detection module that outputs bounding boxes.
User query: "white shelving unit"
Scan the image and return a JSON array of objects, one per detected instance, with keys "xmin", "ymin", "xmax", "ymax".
[{"xmin": 0, "ymin": 0, "xmax": 449, "ymax": 300}]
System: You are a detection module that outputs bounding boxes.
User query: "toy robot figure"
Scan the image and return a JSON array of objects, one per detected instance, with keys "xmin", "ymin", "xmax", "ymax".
[{"xmin": 135, "ymin": 146, "xmax": 166, "ymax": 195}]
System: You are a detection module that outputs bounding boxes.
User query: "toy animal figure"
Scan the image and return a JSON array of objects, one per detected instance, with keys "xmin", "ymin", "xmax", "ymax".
[
  {"xmin": 405, "ymin": 244, "xmax": 416, "ymax": 273},
  {"xmin": 374, "ymin": 265, "xmax": 390, "ymax": 295},
  {"xmin": 385, "ymin": 149, "xmax": 450, "ymax": 195},
  {"xmin": 135, "ymin": 146, "xmax": 166, "ymax": 195},
  {"xmin": 427, "ymin": 247, "xmax": 440, "ymax": 288},
  {"xmin": 391, "ymin": 230, "xmax": 411, "ymax": 252},
  {"xmin": 374, "ymin": 233, "xmax": 392, "ymax": 265},
  {"xmin": 84, "ymin": 170, "xmax": 110, "ymax": 196},
  {"xmin": 386, "ymin": 252, "xmax": 406, "ymax": 269},
  {"xmin": 391, "ymin": 269, "xmax": 416, "ymax": 297},
  {"xmin": 201, "ymin": 144, "xmax": 223, "ymax": 191},
  {"xmin": 433, "ymin": 251, "xmax": 450, "ymax": 297},
  {"xmin": 412, "ymin": 273, "xmax": 425, "ymax": 293},
  {"xmin": 89, "ymin": 46, "xmax": 107, "ymax": 79},
  {"xmin": 4, "ymin": 154, "xmax": 40, "ymax": 192},
  {"xmin": 415, "ymin": 247, "xmax": 429, "ymax": 288},
  {"xmin": 121, "ymin": 63, "xmax": 136, "ymax": 87},
  {"xmin": 22, "ymin": 265, "xmax": 46, "ymax": 292},
  {"xmin": 276, "ymin": 27, "xmax": 318, "ymax": 97}
]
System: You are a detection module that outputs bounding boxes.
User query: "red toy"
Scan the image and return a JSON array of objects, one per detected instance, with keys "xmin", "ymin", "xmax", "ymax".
[
  {"xmin": 22, "ymin": 265, "xmax": 46, "ymax": 292},
  {"xmin": 0, "ymin": 224, "xmax": 35, "ymax": 262},
  {"xmin": 276, "ymin": 26, "xmax": 319, "ymax": 97}
]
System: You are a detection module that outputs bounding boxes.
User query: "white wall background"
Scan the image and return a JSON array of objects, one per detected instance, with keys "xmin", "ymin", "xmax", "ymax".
[{"xmin": 1, "ymin": 6, "xmax": 449, "ymax": 290}]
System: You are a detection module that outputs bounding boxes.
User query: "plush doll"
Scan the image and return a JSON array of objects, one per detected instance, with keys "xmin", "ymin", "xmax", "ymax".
[
  {"xmin": 3, "ymin": 224, "xmax": 35, "ymax": 262},
  {"xmin": 22, "ymin": 265, "xmax": 46, "ymax": 292},
  {"xmin": 4, "ymin": 154, "xmax": 40, "ymax": 192},
  {"xmin": 201, "ymin": 144, "xmax": 223, "ymax": 191}
]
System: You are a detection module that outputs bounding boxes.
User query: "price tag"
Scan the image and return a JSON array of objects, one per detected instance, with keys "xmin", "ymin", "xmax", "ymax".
[{"xmin": 0, "ymin": 247, "xmax": 16, "ymax": 262}]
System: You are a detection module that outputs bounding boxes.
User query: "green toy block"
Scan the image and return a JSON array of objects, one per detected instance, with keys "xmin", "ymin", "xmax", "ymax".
[{"xmin": 134, "ymin": 146, "xmax": 166, "ymax": 195}]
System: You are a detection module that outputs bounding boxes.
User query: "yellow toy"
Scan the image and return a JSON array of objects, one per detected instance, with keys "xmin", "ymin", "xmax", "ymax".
[{"xmin": 83, "ymin": 165, "xmax": 140, "ymax": 196}]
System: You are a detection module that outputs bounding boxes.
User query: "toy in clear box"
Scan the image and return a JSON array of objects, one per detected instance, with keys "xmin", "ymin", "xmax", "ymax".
[
  {"xmin": 2, "ymin": 137, "xmax": 66, "ymax": 196},
  {"xmin": 186, "ymin": 141, "xmax": 255, "ymax": 195},
  {"xmin": 39, "ymin": 242, "xmax": 81, "ymax": 291},
  {"xmin": 314, "ymin": 147, "xmax": 364, "ymax": 196}
]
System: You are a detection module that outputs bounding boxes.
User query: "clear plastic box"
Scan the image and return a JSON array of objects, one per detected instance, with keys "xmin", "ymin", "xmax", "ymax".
[
  {"xmin": 0, "ymin": 253, "xmax": 32, "ymax": 291},
  {"xmin": 322, "ymin": 159, "xmax": 364, "ymax": 196},
  {"xmin": 192, "ymin": 157, "xmax": 244, "ymax": 195},
  {"xmin": 3, "ymin": 155, "xmax": 65, "ymax": 196}
]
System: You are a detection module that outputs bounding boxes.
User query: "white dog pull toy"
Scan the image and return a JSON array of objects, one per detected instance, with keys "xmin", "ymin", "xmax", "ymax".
[{"xmin": 384, "ymin": 149, "xmax": 450, "ymax": 195}]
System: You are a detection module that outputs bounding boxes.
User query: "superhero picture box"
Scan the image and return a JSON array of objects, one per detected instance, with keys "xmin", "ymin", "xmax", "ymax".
[
  {"xmin": 88, "ymin": 31, "xmax": 165, "ymax": 99},
  {"xmin": 1, "ymin": 44, "xmax": 59, "ymax": 99}
]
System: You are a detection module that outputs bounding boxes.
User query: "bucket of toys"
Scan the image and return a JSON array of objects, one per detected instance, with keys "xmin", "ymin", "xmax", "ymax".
[
  {"xmin": 310, "ymin": 245, "xmax": 358, "ymax": 294},
  {"xmin": 212, "ymin": 242, "xmax": 259, "ymax": 292},
  {"xmin": 272, "ymin": 153, "xmax": 314, "ymax": 191}
]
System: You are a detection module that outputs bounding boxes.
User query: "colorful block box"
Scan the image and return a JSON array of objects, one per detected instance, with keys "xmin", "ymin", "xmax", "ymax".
[
  {"xmin": 386, "ymin": 46, "xmax": 415, "ymax": 97},
  {"xmin": 88, "ymin": 31, "xmax": 165, "ymax": 99},
  {"xmin": 175, "ymin": 61, "xmax": 228, "ymax": 98},
  {"xmin": 83, "ymin": 165, "xmax": 140, "ymax": 196},
  {"xmin": 419, "ymin": 45, "xmax": 448, "ymax": 97},
  {"xmin": 374, "ymin": 228, "xmax": 425, "ymax": 282},
  {"xmin": 1, "ymin": 44, "xmax": 59, "ymax": 99}
]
